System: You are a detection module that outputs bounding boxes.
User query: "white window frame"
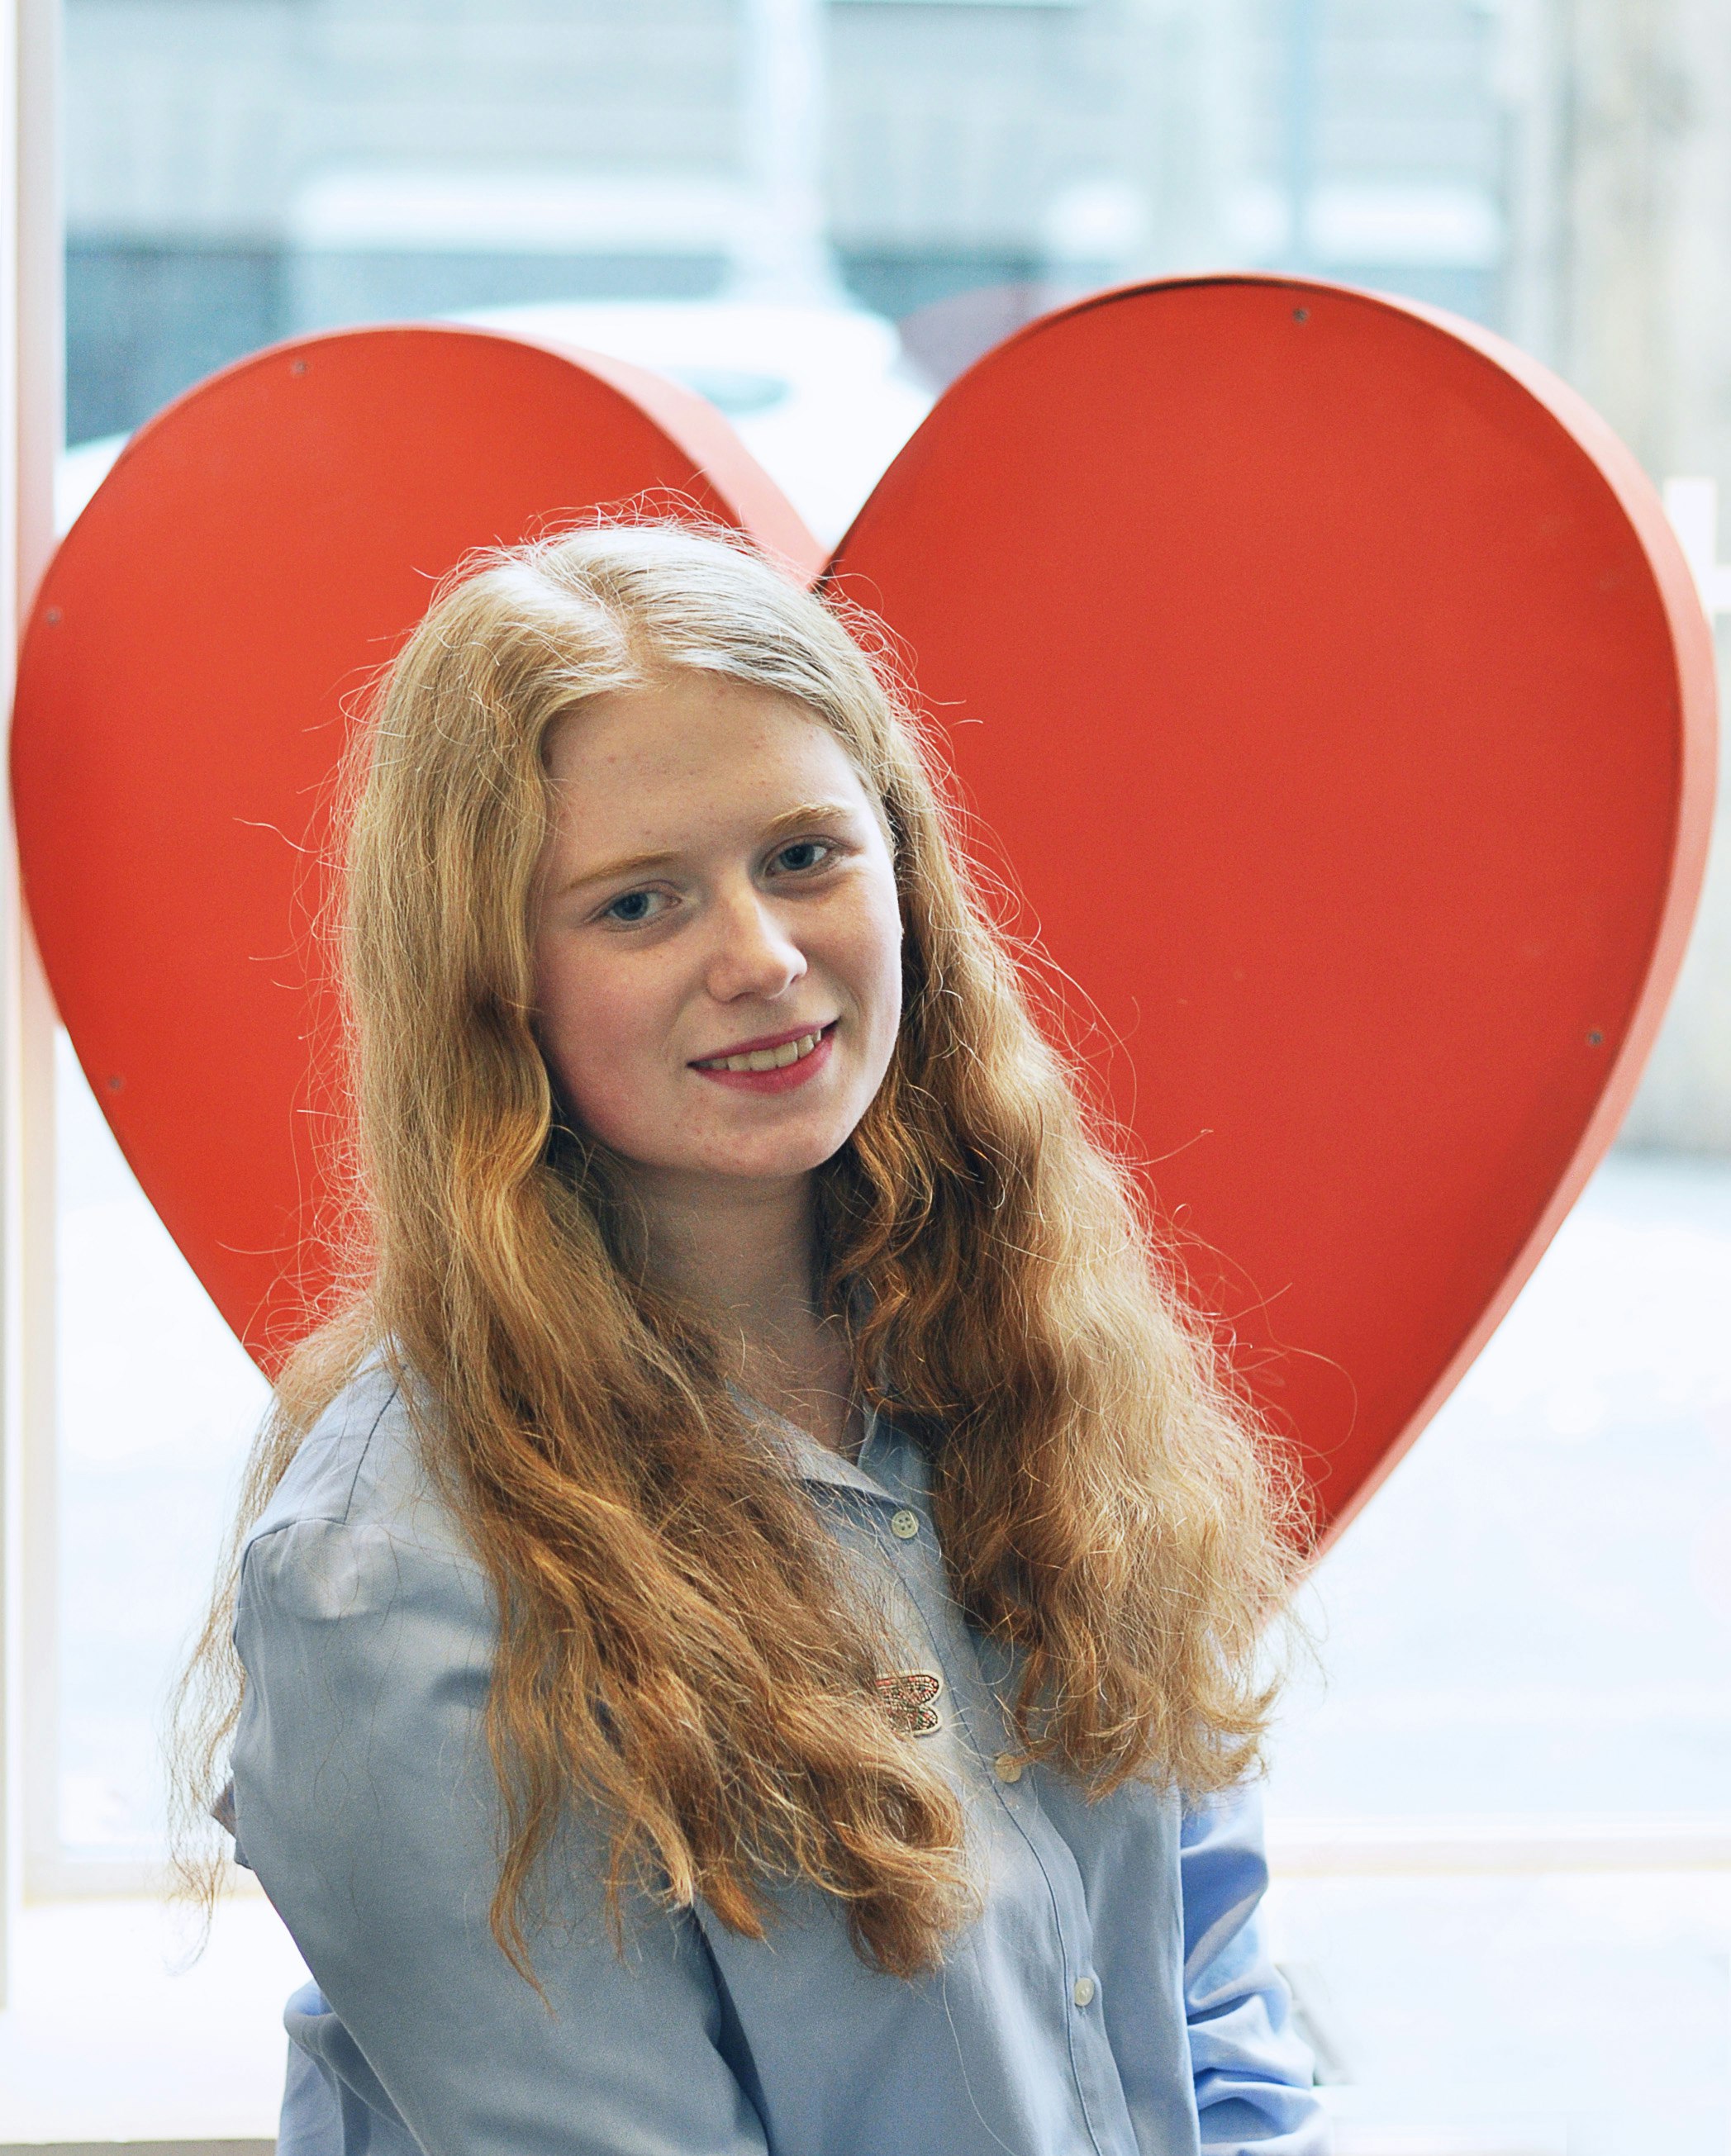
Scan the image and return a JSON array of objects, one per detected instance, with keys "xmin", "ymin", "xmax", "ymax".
[{"xmin": 2, "ymin": 0, "xmax": 64, "ymax": 1997}]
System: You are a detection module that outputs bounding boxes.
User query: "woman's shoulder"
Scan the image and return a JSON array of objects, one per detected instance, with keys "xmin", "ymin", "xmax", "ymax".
[
  {"xmin": 245, "ymin": 1342, "xmax": 466, "ymax": 1567},
  {"xmin": 230, "ymin": 1351, "xmax": 498, "ymax": 1842}
]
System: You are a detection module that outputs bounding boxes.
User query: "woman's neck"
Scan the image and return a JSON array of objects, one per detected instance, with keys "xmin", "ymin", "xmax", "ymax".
[{"xmin": 625, "ymin": 1166, "xmax": 858, "ymax": 1453}]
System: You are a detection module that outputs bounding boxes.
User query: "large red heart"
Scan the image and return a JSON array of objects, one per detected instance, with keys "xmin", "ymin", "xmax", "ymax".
[{"xmin": 12, "ymin": 278, "xmax": 1714, "ymax": 1542}]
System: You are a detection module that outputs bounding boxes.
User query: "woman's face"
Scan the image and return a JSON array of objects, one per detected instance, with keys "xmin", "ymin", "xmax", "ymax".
[{"xmin": 530, "ymin": 670, "xmax": 903, "ymax": 1198}]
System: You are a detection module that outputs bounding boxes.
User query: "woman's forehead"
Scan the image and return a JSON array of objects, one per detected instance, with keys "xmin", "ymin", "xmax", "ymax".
[
  {"xmin": 541, "ymin": 675, "xmax": 881, "ymax": 865},
  {"xmin": 546, "ymin": 671, "xmax": 850, "ymax": 779}
]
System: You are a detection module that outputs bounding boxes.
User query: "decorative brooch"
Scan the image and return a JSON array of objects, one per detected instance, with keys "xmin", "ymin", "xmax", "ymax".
[{"xmin": 875, "ymin": 1669, "xmax": 944, "ymax": 1738}]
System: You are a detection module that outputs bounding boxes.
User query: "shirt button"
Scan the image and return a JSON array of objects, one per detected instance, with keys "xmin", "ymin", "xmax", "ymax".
[
  {"xmin": 993, "ymin": 1753, "xmax": 1024, "ymax": 1784},
  {"xmin": 889, "ymin": 1508, "xmax": 920, "ymax": 1540},
  {"xmin": 1072, "ymin": 1975, "xmax": 1097, "ymax": 2009}
]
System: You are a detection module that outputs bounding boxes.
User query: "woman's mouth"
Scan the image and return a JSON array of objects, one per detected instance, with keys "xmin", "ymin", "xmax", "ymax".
[{"xmin": 690, "ymin": 1021, "xmax": 837, "ymax": 1093}]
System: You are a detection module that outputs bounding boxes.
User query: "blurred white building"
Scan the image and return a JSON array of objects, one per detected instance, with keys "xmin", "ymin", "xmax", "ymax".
[{"xmin": 63, "ymin": 0, "xmax": 1507, "ymax": 433}]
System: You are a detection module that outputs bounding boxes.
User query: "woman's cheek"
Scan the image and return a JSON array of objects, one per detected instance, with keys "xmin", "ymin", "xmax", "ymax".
[
  {"xmin": 849, "ymin": 883, "xmax": 905, "ymax": 1052},
  {"xmin": 543, "ymin": 973, "xmax": 673, "ymax": 1148}
]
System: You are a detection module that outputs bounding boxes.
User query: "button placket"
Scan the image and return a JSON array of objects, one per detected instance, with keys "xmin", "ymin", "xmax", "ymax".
[
  {"xmin": 852, "ymin": 1459, "xmax": 1125, "ymax": 2156},
  {"xmin": 842, "ymin": 1427, "xmax": 1131, "ymax": 2156}
]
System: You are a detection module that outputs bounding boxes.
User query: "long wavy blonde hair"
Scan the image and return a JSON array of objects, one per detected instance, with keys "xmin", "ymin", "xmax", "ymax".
[{"xmin": 178, "ymin": 520, "xmax": 1306, "ymax": 1980}]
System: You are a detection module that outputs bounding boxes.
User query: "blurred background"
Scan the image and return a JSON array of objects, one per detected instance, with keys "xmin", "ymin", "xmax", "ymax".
[{"xmin": 32, "ymin": 4, "xmax": 1731, "ymax": 2153}]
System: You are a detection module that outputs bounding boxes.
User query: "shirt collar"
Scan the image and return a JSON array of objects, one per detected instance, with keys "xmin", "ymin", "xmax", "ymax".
[{"xmin": 742, "ymin": 1395, "xmax": 927, "ymax": 1508}]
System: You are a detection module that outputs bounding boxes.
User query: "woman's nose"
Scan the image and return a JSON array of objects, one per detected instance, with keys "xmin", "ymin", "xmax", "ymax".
[{"xmin": 704, "ymin": 886, "xmax": 806, "ymax": 1002}]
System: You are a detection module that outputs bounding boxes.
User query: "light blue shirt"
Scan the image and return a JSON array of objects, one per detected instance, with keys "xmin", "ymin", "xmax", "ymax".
[{"xmin": 231, "ymin": 1353, "xmax": 1326, "ymax": 2156}]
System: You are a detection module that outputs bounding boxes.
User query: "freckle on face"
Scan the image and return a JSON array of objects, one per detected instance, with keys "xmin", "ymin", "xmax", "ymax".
[{"xmin": 530, "ymin": 672, "xmax": 904, "ymax": 1198}]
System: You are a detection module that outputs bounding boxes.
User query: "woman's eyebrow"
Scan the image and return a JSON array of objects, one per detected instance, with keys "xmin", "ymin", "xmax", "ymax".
[
  {"xmin": 558, "ymin": 803, "xmax": 861, "ymax": 898},
  {"xmin": 761, "ymin": 800, "xmax": 860, "ymax": 840},
  {"xmin": 556, "ymin": 844, "xmax": 682, "ymax": 896}
]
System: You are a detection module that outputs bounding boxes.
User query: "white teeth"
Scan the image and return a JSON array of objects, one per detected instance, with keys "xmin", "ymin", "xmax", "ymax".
[{"xmin": 701, "ymin": 1029, "xmax": 822, "ymax": 1073}]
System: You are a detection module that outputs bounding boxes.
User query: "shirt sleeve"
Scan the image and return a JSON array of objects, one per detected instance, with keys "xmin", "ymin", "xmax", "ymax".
[
  {"xmin": 231, "ymin": 1513, "xmax": 770, "ymax": 2156},
  {"xmin": 1180, "ymin": 1778, "xmax": 1330, "ymax": 2155}
]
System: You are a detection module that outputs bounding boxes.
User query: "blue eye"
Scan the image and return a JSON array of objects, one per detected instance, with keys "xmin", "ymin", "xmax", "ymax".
[
  {"xmin": 773, "ymin": 839, "xmax": 833, "ymax": 874},
  {"xmin": 602, "ymin": 889, "xmax": 668, "ymax": 925}
]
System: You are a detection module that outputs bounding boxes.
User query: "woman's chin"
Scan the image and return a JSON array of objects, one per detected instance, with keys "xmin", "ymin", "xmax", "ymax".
[
  {"xmin": 692, "ymin": 1140, "xmax": 845, "ymax": 1185},
  {"xmin": 592, "ymin": 1067, "xmax": 882, "ymax": 1190},
  {"xmin": 630, "ymin": 1123, "xmax": 857, "ymax": 1190}
]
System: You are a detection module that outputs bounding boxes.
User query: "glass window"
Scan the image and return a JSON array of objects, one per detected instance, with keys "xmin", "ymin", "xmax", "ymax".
[
  {"xmin": 55, "ymin": 1028, "xmax": 269, "ymax": 1859},
  {"xmin": 44, "ymin": 6, "xmax": 1731, "ymax": 2151},
  {"xmin": 1266, "ymin": 1154, "xmax": 1731, "ymax": 2151}
]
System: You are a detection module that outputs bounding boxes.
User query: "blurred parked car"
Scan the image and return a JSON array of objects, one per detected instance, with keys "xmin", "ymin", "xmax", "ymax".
[{"xmin": 459, "ymin": 297, "xmax": 931, "ymax": 546}]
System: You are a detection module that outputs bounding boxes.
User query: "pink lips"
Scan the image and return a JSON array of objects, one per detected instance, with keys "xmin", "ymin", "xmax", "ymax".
[{"xmin": 690, "ymin": 1020, "xmax": 837, "ymax": 1095}]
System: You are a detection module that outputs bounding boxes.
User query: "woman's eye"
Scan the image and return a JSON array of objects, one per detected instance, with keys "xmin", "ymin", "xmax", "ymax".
[
  {"xmin": 771, "ymin": 839, "xmax": 835, "ymax": 875},
  {"xmin": 600, "ymin": 888, "xmax": 672, "ymax": 926}
]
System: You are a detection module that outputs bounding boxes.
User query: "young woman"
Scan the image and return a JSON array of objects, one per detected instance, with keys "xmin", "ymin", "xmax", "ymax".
[{"xmin": 186, "ymin": 520, "xmax": 1325, "ymax": 2155}]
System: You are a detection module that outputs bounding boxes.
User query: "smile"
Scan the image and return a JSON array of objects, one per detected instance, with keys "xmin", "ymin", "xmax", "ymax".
[
  {"xmin": 690, "ymin": 1021, "xmax": 838, "ymax": 1094},
  {"xmin": 692, "ymin": 1027, "xmax": 828, "ymax": 1074}
]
